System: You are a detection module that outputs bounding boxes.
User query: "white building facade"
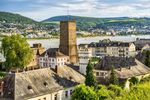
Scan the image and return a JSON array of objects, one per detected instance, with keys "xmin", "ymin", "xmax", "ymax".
[
  {"xmin": 38, "ymin": 48, "xmax": 69, "ymax": 69},
  {"xmin": 78, "ymin": 44, "xmax": 92, "ymax": 75}
]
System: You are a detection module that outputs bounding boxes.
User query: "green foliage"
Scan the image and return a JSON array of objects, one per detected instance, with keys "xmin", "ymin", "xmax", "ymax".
[
  {"xmin": 96, "ymin": 85, "xmax": 112, "ymax": 100},
  {"xmin": 117, "ymin": 81, "xmax": 150, "ymax": 100},
  {"xmin": 71, "ymin": 84, "xmax": 98, "ymax": 100},
  {"xmin": 0, "ymin": 12, "xmax": 37, "ymax": 24},
  {"xmin": 129, "ymin": 77, "xmax": 139, "ymax": 85},
  {"xmin": 44, "ymin": 15, "xmax": 150, "ymax": 32},
  {"xmin": 109, "ymin": 67, "xmax": 119, "ymax": 85},
  {"xmin": 108, "ymin": 84, "xmax": 122, "ymax": 96},
  {"xmin": 91, "ymin": 57, "xmax": 101, "ymax": 63},
  {"xmin": 0, "ymin": 71, "xmax": 6, "ymax": 79},
  {"xmin": 72, "ymin": 76, "xmax": 150, "ymax": 100},
  {"xmin": 85, "ymin": 60, "xmax": 96, "ymax": 87},
  {"xmin": 145, "ymin": 50, "xmax": 150, "ymax": 67},
  {"xmin": 140, "ymin": 76, "xmax": 150, "ymax": 83},
  {"xmin": 2, "ymin": 35, "xmax": 33, "ymax": 71}
]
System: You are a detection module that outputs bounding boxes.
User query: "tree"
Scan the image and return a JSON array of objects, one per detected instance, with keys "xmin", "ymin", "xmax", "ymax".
[
  {"xmin": 129, "ymin": 77, "xmax": 139, "ymax": 85},
  {"xmin": 108, "ymin": 84, "xmax": 122, "ymax": 96},
  {"xmin": 96, "ymin": 85, "xmax": 112, "ymax": 100},
  {"xmin": 109, "ymin": 67, "xmax": 119, "ymax": 85},
  {"xmin": 85, "ymin": 60, "xmax": 96, "ymax": 87},
  {"xmin": 145, "ymin": 50, "xmax": 150, "ymax": 67},
  {"xmin": 71, "ymin": 84, "xmax": 98, "ymax": 100},
  {"xmin": 2, "ymin": 34, "xmax": 33, "ymax": 71}
]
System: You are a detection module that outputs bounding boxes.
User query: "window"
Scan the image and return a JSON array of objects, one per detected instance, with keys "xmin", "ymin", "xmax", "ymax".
[
  {"xmin": 65, "ymin": 91, "xmax": 68, "ymax": 98},
  {"xmin": 54, "ymin": 94, "xmax": 57, "ymax": 100},
  {"xmin": 96, "ymin": 72, "xmax": 99, "ymax": 76},
  {"xmin": 70, "ymin": 90, "xmax": 73, "ymax": 95}
]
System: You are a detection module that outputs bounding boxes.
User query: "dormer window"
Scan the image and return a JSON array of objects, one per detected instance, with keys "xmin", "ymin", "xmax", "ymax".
[
  {"xmin": 28, "ymin": 85, "xmax": 34, "ymax": 93},
  {"xmin": 27, "ymin": 85, "xmax": 32, "ymax": 90},
  {"xmin": 44, "ymin": 82, "xmax": 48, "ymax": 87}
]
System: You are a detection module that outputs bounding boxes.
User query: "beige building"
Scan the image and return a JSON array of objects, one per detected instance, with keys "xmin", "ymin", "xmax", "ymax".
[
  {"xmin": 0, "ymin": 67, "xmax": 85, "ymax": 100},
  {"xmin": 89, "ymin": 39, "xmax": 136, "ymax": 57},
  {"xmin": 27, "ymin": 43, "xmax": 45, "ymax": 68}
]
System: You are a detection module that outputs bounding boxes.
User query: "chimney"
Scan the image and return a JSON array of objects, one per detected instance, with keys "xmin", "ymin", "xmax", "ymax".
[
  {"xmin": 129, "ymin": 66, "xmax": 131, "ymax": 69},
  {"xmin": 55, "ymin": 65, "xmax": 58, "ymax": 73}
]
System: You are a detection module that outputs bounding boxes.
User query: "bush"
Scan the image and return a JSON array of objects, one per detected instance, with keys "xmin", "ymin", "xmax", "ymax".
[
  {"xmin": 71, "ymin": 84, "xmax": 98, "ymax": 100},
  {"xmin": 129, "ymin": 77, "xmax": 139, "ymax": 85},
  {"xmin": 96, "ymin": 85, "xmax": 110, "ymax": 100},
  {"xmin": 108, "ymin": 84, "xmax": 122, "ymax": 96}
]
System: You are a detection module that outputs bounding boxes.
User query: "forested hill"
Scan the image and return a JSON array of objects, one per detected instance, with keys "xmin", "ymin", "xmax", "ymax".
[
  {"xmin": 0, "ymin": 12, "xmax": 37, "ymax": 24},
  {"xmin": 43, "ymin": 15, "xmax": 150, "ymax": 31}
]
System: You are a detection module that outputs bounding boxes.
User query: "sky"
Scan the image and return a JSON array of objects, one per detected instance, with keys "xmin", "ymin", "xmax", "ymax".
[{"xmin": 0, "ymin": 0, "xmax": 150, "ymax": 21}]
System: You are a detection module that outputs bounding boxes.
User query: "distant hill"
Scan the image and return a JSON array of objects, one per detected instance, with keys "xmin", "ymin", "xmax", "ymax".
[
  {"xmin": 0, "ymin": 12, "xmax": 37, "ymax": 24},
  {"xmin": 43, "ymin": 15, "xmax": 150, "ymax": 31}
]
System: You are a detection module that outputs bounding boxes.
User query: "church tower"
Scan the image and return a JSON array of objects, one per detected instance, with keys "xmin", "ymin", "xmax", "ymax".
[{"xmin": 59, "ymin": 21, "xmax": 78, "ymax": 64}]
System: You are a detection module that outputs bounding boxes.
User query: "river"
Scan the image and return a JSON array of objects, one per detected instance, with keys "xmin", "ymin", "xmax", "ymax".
[{"xmin": 27, "ymin": 35, "xmax": 150, "ymax": 50}]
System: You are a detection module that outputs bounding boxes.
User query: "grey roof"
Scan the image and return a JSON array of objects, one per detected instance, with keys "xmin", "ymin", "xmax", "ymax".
[
  {"xmin": 94, "ymin": 56, "xmax": 150, "ymax": 79},
  {"xmin": 116, "ymin": 59, "xmax": 150, "ymax": 79},
  {"xmin": 40, "ymin": 48, "xmax": 68, "ymax": 58},
  {"xmin": 94, "ymin": 56, "xmax": 136, "ymax": 70},
  {"xmin": 89, "ymin": 42, "xmax": 132, "ymax": 47},
  {"xmin": 3, "ymin": 67, "xmax": 85, "ymax": 100}
]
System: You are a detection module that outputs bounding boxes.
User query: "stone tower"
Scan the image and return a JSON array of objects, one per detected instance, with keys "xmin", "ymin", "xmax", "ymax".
[{"xmin": 59, "ymin": 21, "xmax": 78, "ymax": 64}]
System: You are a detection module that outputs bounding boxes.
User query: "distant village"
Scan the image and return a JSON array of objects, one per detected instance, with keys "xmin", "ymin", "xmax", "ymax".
[
  {"xmin": 1, "ymin": 20, "xmax": 150, "ymax": 38},
  {"xmin": 0, "ymin": 20, "xmax": 150, "ymax": 100}
]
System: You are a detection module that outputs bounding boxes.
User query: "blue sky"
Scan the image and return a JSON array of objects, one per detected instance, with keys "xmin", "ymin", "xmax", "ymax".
[{"xmin": 0, "ymin": 0, "xmax": 150, "ymax": 21}]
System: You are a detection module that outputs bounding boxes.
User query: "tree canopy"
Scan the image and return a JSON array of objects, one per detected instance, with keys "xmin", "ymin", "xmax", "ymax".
[
  {"xmin": 2, "ymin": 34, "xmax": 33, "ymax": 71},
  {"xmin": 145, "ymin": 50, "xmax": 150, "ymax": 67},
  {"xmin": 71, "ymin": 84, "xmax": 98, "ymax": 100},
  {"xmin": 85, "ymin": 60, "xmax": 96, "ymax": 87},
  {"xmin": 109, "ymin": 67, "xmax": 119, "ymax": 85}
]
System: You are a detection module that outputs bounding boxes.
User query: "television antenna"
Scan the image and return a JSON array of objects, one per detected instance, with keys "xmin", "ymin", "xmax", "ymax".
[{"xmin": 67, "ymin": 4, "xmax": 70, "ymax": 20}]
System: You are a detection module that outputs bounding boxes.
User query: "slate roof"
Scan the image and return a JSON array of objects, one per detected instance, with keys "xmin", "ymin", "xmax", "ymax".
[
  {"xmin": 94, "ymin": 56, "xmax": 150, "ymax": 79},
  {"xmin": 94, "ymin": 56, "xmax": 136, "ymax": 70},
  {"xmin": 40, "ymin": 48, "xmax": 68, "ymax": 58},
  {"xmin": 2, "ymin": 66, "xmax": 85, "ymax": 100},
  {"xmin": 116, "ymin": 59, "xmax": 150, "ymax": 79},
  {"xmin": 89, "ymin": 42, "xmax": 132, "ymax": 47}
]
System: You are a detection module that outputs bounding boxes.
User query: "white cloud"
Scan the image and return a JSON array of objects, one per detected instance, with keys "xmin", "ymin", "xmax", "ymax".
[{"xmin": 7, "ymin": 0, "xmax": 150, "ymax": 21}]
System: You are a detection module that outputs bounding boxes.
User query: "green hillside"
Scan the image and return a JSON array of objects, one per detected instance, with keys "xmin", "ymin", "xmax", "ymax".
[
  {"xmin": 43, "ymin": 15, "xmax": 150, "ymax": 31},
  {"xmin": 0, "ymin": 12, "xmax": 37, "ymax": 24}
]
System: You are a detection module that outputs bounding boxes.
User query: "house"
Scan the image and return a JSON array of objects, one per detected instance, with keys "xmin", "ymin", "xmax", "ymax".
[
  {"xmin": 135, "ymin": 38, "xmax": 150, "ymax": 51},
  {"xmin": 39, "ymin": 48, "xmax": 69, "ymax": 69},
  {"xmin": 89, "ymin": 39, "xmax": 136, "ymax": 57},
  {"xmin": 93, "ymin": 56, "xmax": 150, "ymax": 89},
  {"xmin": 0, "ymin": 66, "xmax": 85, "ymax": 100}
]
